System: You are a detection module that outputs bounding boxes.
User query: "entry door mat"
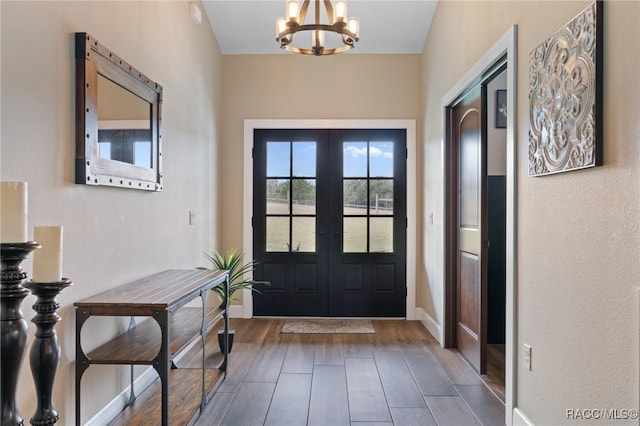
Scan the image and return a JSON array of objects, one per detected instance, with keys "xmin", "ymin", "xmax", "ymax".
[{"xmin": 281, "ymin": 318, "xmax": 375, "ymax": 334}]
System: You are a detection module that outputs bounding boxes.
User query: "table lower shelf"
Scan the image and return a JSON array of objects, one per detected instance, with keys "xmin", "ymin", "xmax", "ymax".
[
  {"xmin": 87, "ymin": 307, "xmax": 224, "ymax": 364},
  {"xmin": 108, "ymin": 366, "xmax": 225, "ymax": 426}
]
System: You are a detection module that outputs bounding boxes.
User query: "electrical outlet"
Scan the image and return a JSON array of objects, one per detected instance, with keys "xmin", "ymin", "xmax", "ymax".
[
  {"xmin": 189, "ymin": 210, "xmax": 196, "ymax": 226},
  {"xmin": 524, "ymin": 344, "xmax": 532, "ymax": 371}
]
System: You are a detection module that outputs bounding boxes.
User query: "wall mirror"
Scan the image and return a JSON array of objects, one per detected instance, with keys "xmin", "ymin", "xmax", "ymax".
[{"xmin": 75, "ymin": 32, "xmax": 163, "ymax": 191}]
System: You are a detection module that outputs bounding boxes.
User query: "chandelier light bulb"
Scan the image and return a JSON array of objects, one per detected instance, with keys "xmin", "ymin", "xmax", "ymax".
[
  {"xmin": 334, "ymin": 0, "xmax": 347, "ymax": 23},
  {"xmin": 347, "ymin": 17, "xmax": 360, "ymax": 38},
  {"xmin": 286, "ymin": 0, "xmax": 300, "ymax": 22},
  {"xmin": 312, "ymin": 30, "xmax": 325, "ymax": 48},
  {"xmin": 276, "ymin": 17, "xmax": 287, "ymax": 37}
]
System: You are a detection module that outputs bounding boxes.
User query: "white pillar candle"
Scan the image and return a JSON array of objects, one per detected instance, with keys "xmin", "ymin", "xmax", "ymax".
[
  {"xmin": 32, "ymin": 226, "xmax": 63, "ymax": 282},
  {"xmin": 0, "ymin": 181, "xmax": 28, "ymax": 243}
]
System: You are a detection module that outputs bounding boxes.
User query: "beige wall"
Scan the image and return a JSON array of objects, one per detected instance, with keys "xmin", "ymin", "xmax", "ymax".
[
  {"xmin": 220, "ymin": 54, "xmax": 422, "ymax": 303},
  {"xmin": 421, "ymin": 1, "xmax": 639, "ymax": 424},
  {"xmin": 0, "ymin": 1, "xmax": 222, "ymax": 423}
]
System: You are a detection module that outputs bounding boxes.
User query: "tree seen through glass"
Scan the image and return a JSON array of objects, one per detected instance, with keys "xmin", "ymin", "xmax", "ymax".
[
  {"xmin": 266, "ymin": 141, "xmax": 317, "ymax": 252},
  {"xmin": 342, "ymin": 141, "xmax": 394, "ymax": 253}
]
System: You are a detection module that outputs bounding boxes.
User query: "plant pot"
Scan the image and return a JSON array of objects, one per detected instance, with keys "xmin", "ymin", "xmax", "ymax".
[{"xmin": 217, "ymin": 329, "xmax": 235, "ymax": 353}]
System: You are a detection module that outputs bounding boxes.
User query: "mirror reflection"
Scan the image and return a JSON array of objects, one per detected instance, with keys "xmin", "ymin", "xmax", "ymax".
[{"xmin": 97, "ymin": 75, "xmax": 152, "ymax": 168}]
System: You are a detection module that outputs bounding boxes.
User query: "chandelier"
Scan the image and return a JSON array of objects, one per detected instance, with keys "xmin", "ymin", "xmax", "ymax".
[{"xmin": 275, "ymin": 0, "xmax": 360, "ymax": 56}]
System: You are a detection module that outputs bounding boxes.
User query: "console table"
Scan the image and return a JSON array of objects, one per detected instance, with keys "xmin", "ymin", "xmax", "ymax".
[{"xmin": 74, "ymin": 269, "xmax": 229, "ymax": 426}]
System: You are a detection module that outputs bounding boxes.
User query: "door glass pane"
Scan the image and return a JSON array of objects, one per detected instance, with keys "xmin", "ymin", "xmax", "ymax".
[
  {"xmin": 343, "ymin": 179, "xmax": 367, "ymax": 215},
  {"xmin": 369, "ymin": 141, "xmax": 394, "ymax": 177},
  {"xmin": 267, "ymin": 179, "xmax": 289, "ymax": 214},
  {"xmin": 293, "ymin": 142, "xmax": 316, "ymax": 177},
  {"xmin": 266, "ymin": 217, "xmax": 289, "ymax": 252},
  {"xmin": 370, "ymin": 217, "xmax": 393, "ymax": 253},
  {"xmin": 343, "ymin": 141, "xmax": 367, "ymax": 177},
  {"xmin": 267, "ymin": 141, "xmax": 290, "ymax": 177},
  {"xmin": 369, "ymin": 179, "xmax": 393, "ymax": 215},
  {"xmin": 292, "ymin": 179, "xmax": 316, "ymax": 214},
  {"xmin": 460, "ymin": 112, "xmax": 480, "ymax": 227},
  {"xmin": 292, "ymin": 217, "xmax": 316, "ymax": 252},
  {"xmin": 343, "ymin": 217, "xmax": 367, "ymax": 253}
]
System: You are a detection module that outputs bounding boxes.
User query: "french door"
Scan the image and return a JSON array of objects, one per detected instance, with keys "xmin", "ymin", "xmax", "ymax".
[{"xmin": 252, "ymin": 129, "xmax": 406, "ymax": 317}]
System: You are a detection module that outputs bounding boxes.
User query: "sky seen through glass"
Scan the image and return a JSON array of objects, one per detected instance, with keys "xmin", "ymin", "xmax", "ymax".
[{"xmin": 267, "ymin": 140, "xmax": 394, "ymax": 178}]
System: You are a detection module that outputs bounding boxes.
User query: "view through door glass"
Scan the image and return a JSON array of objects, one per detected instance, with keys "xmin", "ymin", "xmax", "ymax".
[{"xmin": 253, "ymin": 129, "xmax": 406, "ymax": 317}]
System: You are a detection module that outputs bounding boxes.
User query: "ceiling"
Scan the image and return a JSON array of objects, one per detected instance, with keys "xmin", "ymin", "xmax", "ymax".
[{"xmin": 201, "ymin": 1, "xmax": 438, "ymax": 55}]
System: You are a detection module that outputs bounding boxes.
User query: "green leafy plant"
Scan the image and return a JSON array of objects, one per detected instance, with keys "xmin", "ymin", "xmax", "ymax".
[{"xmin": 203, "ymin": 248, "xmax": 269, "ymax": 303}]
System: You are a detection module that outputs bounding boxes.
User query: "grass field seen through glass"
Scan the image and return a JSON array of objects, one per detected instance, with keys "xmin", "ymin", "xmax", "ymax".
[{"xmin": 265, "ymin": 202, "xmax": 393, "ymax": 253}]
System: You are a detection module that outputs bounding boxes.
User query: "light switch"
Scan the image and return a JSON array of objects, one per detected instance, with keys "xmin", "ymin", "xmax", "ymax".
[{"xmin": 524, "ymin": 344, "xmax": 532, "ymax": 371}]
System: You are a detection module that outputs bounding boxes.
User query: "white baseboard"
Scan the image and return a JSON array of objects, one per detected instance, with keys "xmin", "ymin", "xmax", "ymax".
[
  {"xmin": 229, "ymin": 304, "xmax": 244, "ymax": 318},
  {"xmin": 513, "ymin": 407, "xmax": 535, "ymax": 426},
  {"xmin": 85, "ymin": 367, "xmax": 156, "ymax": 426},
  {"xmin": 415, "ymin": 307, "xmax": 442, "ymax": 344}
]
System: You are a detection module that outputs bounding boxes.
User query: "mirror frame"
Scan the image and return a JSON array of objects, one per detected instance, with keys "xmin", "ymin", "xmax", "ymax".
[{"xmin": 75, "ymin": 32, "xmax": 163, "ymax": 191}]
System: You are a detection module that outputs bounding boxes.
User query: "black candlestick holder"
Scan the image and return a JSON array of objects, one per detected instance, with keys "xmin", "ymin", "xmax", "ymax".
[
  {"xmin": 23, "ymin": 279, "xmax": 72, "ymax": 426},
  {"xmin": 1, "ymin": 242, "xmax": 40, "ymax": 426}
]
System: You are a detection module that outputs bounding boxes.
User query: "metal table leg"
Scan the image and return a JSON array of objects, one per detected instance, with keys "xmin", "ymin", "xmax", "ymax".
[{"xmin": 152, "ymin": 309, "xmax": 170, "ymax": 426}]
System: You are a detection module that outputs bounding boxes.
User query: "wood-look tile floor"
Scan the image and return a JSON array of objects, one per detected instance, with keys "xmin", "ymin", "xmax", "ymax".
[
  {"xmin": 194, "ymin": 318, "xmax": 504, "ymax": 426},
  {"xmin": 484, "ymin": 344, "xmax": 506, "ymax": 403}
]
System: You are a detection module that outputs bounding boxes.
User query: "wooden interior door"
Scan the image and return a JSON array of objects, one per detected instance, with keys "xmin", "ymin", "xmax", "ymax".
[{"xmin": 453, "ymin": 86, "xmax": 487, "ymax": 373}]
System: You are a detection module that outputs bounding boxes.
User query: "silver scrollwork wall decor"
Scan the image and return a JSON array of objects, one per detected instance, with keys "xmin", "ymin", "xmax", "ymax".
[{"xmin": 529, "ymin": 1, "xmax": 603, "ymax": 176}]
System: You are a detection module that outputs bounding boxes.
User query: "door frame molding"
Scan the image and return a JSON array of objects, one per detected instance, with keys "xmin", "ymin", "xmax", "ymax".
[
  {"xmin": 243, "ymin": 119, "xmax": 417, "ymax": 320},
  {"xmin": 441, "ymin": 26, "xmax": 517, "ymax": 425}
]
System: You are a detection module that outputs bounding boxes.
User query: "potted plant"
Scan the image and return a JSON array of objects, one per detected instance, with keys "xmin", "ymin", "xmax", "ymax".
[{"xmin": 203, "ymin": 249, "xmax": 269, "ymax": 353}]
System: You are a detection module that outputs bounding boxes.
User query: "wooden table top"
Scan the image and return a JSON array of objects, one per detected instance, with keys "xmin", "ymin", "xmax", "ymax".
[{"xmin": 74, "ymin": 269, "xmax": 227, "ymax": 310}]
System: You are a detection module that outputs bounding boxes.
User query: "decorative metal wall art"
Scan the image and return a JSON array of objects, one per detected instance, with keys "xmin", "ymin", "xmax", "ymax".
[{"xmin": 528, "ymin": 1, "xmax": 602, "ymax": 176}]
